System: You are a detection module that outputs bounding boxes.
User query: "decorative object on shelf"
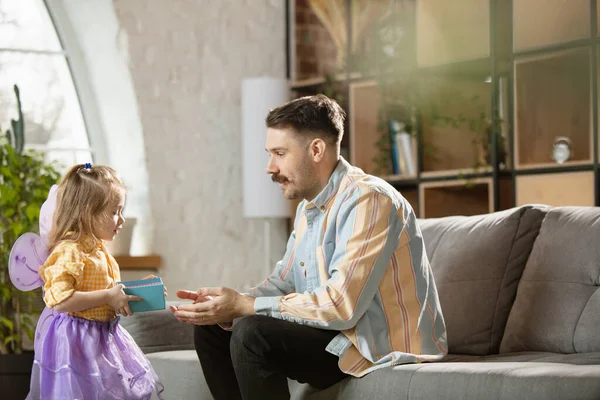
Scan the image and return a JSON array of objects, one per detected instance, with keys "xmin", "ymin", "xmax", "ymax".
[
  {"xmin": 0, "ymin": 84, "xmax": 62, "ymax": 354},
  {"xmin": 105, "ymin": 217, "xmax": 137, "ymax": 256},
  {"xmin": 371, "ymin": 91, "xmax": 418, "ymax": 177},
  {"xmin": 389, "ymin": 120, "xmax": 416, "ymax": 176},
  {"xmin": 551, "ymin": 136, "xmax": 572, "ymax": 164}
]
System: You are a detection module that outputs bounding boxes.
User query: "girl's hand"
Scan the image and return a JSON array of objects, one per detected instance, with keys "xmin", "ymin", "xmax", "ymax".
[
  {"xmin": 143, "ymin": 274, "xmax": 168, "ymax": 297},
  {"xmin": 107, "ymin": 284, "xmax": 142, "ymax": 317}
]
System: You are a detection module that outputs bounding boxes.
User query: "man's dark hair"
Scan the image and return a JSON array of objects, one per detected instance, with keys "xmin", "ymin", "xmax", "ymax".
[{"xmin": 265, "ymin": 94, "xmax": 346, "ymax": 146}]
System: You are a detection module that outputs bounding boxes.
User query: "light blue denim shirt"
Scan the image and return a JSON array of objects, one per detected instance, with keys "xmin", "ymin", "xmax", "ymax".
[{"xmin": 249, "ymin": 157, "xmax": 447, "ymax": 377}]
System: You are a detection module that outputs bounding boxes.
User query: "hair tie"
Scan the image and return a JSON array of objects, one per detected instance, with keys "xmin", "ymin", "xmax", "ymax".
[{"xmin": 78, "ymin": 162, "xmax": 93, "ymax": 173}]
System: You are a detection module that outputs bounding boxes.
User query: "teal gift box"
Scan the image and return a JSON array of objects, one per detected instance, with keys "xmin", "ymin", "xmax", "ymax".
[{"xmin": 117, "ymin": 277, "xmax": 166, "ymax": 313}]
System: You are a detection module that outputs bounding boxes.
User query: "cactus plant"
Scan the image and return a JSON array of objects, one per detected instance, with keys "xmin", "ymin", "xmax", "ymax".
[{"xmin": 4, "ymin": 85, "xmax": 25, "ymax": 154}]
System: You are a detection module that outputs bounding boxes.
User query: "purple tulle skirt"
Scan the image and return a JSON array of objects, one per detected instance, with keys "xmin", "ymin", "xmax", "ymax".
[{"xmin": 26, "ymin": 307, "xmax": 164, "ymax": 400}]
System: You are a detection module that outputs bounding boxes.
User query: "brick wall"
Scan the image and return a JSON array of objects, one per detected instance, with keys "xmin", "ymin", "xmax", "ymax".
[{"xmin": 294, "ymin": 0, "xmax": 340, "ymax": 80}]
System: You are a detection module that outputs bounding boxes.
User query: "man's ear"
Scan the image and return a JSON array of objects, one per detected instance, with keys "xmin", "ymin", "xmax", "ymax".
[{"xmin": 309, "ymin": 138, "xmax": 327, "ymax": 162}]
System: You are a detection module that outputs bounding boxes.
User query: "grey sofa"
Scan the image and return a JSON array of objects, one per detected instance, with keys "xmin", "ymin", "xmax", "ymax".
[{"xmin": 122, "ymin": 204, "xmax": 600, "ymax": 399}]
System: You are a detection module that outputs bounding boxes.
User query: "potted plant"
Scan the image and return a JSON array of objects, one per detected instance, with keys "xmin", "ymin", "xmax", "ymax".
[{"xmin": 0, "ymin": 85, "xmax": 61, "ymax": 397}]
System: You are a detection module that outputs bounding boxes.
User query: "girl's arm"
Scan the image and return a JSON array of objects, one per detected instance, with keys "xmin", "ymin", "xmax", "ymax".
[{"xmin": 53, "ymin": 285, "xmax": 142, "ymax": 316}]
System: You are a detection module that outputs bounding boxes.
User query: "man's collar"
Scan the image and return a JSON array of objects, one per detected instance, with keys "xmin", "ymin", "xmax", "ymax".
[{"xmin": 306, "ymin": 156, "xmax": 350, "ymax": 212}]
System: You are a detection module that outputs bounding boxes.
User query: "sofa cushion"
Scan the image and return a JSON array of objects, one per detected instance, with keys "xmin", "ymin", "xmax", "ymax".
[
  {"xmin": 500, "ymin": 206, "xmax": 600, "ymax": 354},
  {"xmin": 443, "ymin": 351, "xmax": 600, "ymax": 365},
  {"xmin": 146, "ymin": 350, "xmax": 211, "ymax": 399},
  {"xmin": 417, "ymin": 205, "xmax": 547, "ymax": 355},
  {"xmin": 292, "ymin": 358, "xmax": 600, "ymax": 400},
  {"xmin": 120, "ymin": 301, "xmax": 195, "ymax": 354}
]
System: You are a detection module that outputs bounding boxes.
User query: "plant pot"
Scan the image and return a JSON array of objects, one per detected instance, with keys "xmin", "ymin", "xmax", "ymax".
[{"xmin": 0, "ymin": 352, "xmax": 33, "ymax": 399}]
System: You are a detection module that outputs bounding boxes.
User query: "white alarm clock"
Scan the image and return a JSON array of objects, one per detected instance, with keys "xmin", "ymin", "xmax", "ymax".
[{"xmin": 552, "ymin": 136, "xmax": 571, "ymax": 164}]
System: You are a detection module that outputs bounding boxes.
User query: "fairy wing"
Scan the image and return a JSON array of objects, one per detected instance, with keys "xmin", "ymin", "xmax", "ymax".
[
  {"xmin": 8, "ymin": 233, "xmax": 47, "ymax": 291},
  {"xmin": 39, "ymin": 184, "xmax": 58, "ymax": 246},
  {"xmin": 8, "ymin": 184, "xmax": 58, "ymax": 291}
]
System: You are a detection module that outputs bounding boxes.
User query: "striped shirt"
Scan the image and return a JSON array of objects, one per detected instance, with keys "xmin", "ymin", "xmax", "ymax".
[
  {"xmin": 39, "ymin": 237, "xmax": 121, "ymax": 322},
  {"xmin": 250, "ymin": 157, "xmax": 447, "ymax": 377}
]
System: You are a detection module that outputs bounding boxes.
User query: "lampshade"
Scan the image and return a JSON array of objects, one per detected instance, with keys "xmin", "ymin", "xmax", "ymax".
[{"xmin": 241, "ymin": 77, "xmax": 290, "ymax": 218}]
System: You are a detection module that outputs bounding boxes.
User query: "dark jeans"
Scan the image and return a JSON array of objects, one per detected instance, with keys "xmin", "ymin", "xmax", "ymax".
[{"xmin": 193, "ymin": 315, "xmax": 349, "ymax": 400}]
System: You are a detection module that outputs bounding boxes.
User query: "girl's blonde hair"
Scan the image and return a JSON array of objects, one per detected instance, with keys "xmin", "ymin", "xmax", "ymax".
[{"xmin": 48, "ymin": 164, "xmax": 127, "ymax": 250}]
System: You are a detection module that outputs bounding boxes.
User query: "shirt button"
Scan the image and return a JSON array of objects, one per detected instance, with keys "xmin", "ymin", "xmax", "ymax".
[
  {"xmin": 300, "ymin": 262, "xmax": 305, "ymax": 266},
  {"xmin": 321, "ymin": 206, "xmax": 325, "ymax": 211}
]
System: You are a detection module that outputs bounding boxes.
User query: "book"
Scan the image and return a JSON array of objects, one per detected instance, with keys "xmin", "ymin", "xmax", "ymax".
[
  {"xmin": 117, "ymin": 277, "xmax": 166, "ymax": 313},
  {"xmin": 394, "ymin": 131, "xmax": 417, "ymax": 176}
]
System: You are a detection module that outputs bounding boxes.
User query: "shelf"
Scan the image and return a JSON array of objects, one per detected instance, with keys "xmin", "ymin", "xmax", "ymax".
[
  {"xmin": 416, "ymin": 0, "xmax": 489, "ymax": 67},
  {"xmin": 420, "ymin": 166, "xmax": 493, "ymax": 180},
  {"xmin": 415, "ymin": 57, "xmax": 491, "ymax": 80},
  {"xmin": 513, "ymin": 0, "xmax": 590, "ymax": 52},
  {"xmin": 418, "ymin": 76, "xmax": 492, "ymax": 174},
  {"xmin": 383, "ymin": 174, "xmax": 418, "ymax": 184},
  {"xmin": 290, "ymin": 72, "xmax": 364, "ymax": 91},
  {"xmin": 419, "ymin": 178, "xmax": 493, "ymax": 219},
  {"xmin": 515, "ymin": 161, "xmax": 593, "ymax": 172},
  {"xmin": 115, "ymin": 255, "xmax": 162, "ymax": 270},
  {"xmin": 514, "ymin": 48, "xmax": 592, "ymax": 169},
  {"xmin": 515, "ymin": 171, "xmax": 595, "ymax": 207}
]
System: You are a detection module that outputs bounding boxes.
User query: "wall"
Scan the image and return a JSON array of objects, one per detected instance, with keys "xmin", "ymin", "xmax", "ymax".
[
  {"xmin": 111, "ymin": 0, "xmax": 289, "ymax": 295},
  {"xmin": 113, "ymin": 0, "xmax": 287, "ymax": 297}
]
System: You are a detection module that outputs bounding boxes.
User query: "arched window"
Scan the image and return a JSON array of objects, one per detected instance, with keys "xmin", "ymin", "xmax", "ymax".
[{"xmin": 0, "ymin": 0, "xmax": 92, "ymax": 171}]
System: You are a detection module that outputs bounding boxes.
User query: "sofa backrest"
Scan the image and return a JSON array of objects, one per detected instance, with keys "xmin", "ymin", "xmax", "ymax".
[
  {"xmin": 418, "ymin": 205, "xmax": 547, "ymax": 355},
  {"xmin": 500, "ymin": 206, "xmax": 600, "ymax": 354},
  {"xmin": 121, "ymin": 301, "xmax": 195, "ymax": 354}
]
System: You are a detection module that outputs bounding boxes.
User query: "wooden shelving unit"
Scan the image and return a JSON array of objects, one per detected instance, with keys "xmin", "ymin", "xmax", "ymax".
[
  {"xmin": 416, "ymin": 0, "xmax": 490, "ymax": 67},
  {"xmin": 287, "ymin": 0, "xmax": 600, "ymax": 221},
  {"xmin": 514, "ymin": 48, "xmax": 592, "ymax": 169},
  {"xmin": 420, "ymin": 178, "xmax": 492, "ymax": 219},
  {"xmin": 418, "ymin": 77, "xmax": 493, "ymax": 175},
  {"xmin": 513, "ymin": 0, "xmax": 590, "ymax": 52},
  {"xmin": 115, "ymin": 255, "xmax": 162, "ymax": 270},
  {"xmin": 349, "ymin": 80, "xmax": 384, "ymax": 175},
  {"xmin": 516, "ymin": 171, "xmax": 595, "ymax": 207}
]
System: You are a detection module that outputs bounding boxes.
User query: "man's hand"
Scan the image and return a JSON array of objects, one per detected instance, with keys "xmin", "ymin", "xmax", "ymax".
[{"xmin": 170, "ymin": 287, "xmax": 255, "ymax": 325}]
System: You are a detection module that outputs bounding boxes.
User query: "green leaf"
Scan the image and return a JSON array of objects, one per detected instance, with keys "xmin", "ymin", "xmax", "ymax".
[
  {"xmin": 4, "ymin": 335, "xmax": 19, "ymax": 346},
  {"xmin": 25, "ymin": 204, "xmax": 39, "ymax": 222},
  {"xmin": 0, "ymin": 317, "xmax": 14, "ymax": 331},
  {"xmin": 0, "ymin": 287, "xmax": 11, "ymax": 304}
]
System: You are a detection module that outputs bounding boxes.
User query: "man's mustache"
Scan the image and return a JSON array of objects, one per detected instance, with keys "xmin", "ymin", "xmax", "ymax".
[{"xmin": 271, "ymin": 174, "xmax": 288, "ymax": 184}]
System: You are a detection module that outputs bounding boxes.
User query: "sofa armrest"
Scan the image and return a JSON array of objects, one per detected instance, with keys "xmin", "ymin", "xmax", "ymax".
[{"xmin": 120, "ymin": 301, "xmax": 195, "ymax": 354}]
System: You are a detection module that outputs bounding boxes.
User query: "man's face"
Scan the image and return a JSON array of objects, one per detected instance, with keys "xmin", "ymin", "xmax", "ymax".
[
  {"xmin": 265, "ymin": 127, "xmax": 320, "ymax": 200},
  {"xmin": 96, "ymin": 191, "xmax": 126, "ymax": 241}
]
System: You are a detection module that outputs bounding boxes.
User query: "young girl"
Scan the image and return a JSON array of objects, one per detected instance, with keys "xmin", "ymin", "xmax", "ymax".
[{"xmin": 27, "ymin": 163, "xmax": 164, "ymax": 399}]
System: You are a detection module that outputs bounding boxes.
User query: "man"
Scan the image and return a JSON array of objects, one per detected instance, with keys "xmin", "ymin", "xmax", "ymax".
[{"xmin": 171, "ymin": 94, "xmax": 447, "ymax": 400}]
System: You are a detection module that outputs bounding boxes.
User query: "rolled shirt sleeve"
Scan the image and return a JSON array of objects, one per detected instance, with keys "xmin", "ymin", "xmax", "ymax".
[
  {"xmin": 255, "ymin": 188, "xmax": 404, "ymax": 331},
  {"xmin": 39, "ymin": 242, "xmax": 85, "ymax": 308}
]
